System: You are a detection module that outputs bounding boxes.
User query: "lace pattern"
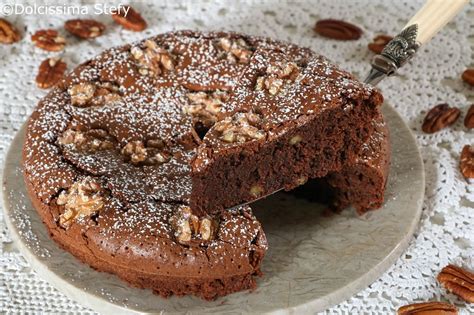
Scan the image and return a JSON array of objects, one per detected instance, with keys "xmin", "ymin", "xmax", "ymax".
[{"xmin": 0, "ymin": 0, "xmax": 473, "ymax": 313}]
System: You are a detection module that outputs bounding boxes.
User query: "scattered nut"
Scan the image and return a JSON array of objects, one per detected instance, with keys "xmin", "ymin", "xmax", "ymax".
[
  {"xmin": 368, "ymin": 34, "xmax": 393, "ymax": 54},
  {"xmin": 460, "ymin": 145, "xmax": 474, "ymax": 179},
  {"xmin": 65, "ymin": 19, "xmax": 106, "ymax": 39},
  {"xmin": 31, "ymin": 29, "xmax": 66, "ymax": 51},
  {"xmin": 216, "ymin": 37, "xmax": 252, "ymax": 63},
  {"xmin": 183, "ymin": 91, "xmax": 229, "ymax": 129},
  {"xmin": 289, "ymin": 135, "xmax": 302, "ymax": 145},
  {"xmin": 170, "ymin": 206, "xmax": 215, "ymax": 244},
  {"xmin": 213, "ymin": 112, "xmax": 265, "ymax": 143},
  {"xmin": 461, "ymin": 69, "xmax": 474, "ymax": 86},
  {"xmin": 250, "ymin": 184, "xmax": 264, "ymax": 197},
  {"xmin": 437, "ymin": 264, "xmax": 474, "ymax": 303},
  {"xmin": 314, "ymin": 19, "xmax": 363, "ymax": 40},
  {"xmin": 422, "ymin": 104, "xmax": 460, "ymax": 134},
  {"xmin": 111, "ymin": 5, "xmax": 147, "ymax": 32},
  {"xmin": 464, "ymin": 105, "xmax": 474, "ymax": 129},
  {"xmin": 57, "ymin": 177, "xmax": 106, "ymax": 228},
  {"xmin": 58, "ymin": 128, "xmax": 114, "ymax": 152},
  {"xmin": 397, "ymin": 301, "xmax": 457, "ymax": 315},
  {"xmin": 0, "ymin": 18, "xmax": 21, "ymax": 44},
  {"xmin": 36, "ymin": 57, "xmax": 67, "ymax": 89},
  {"xmin": 256, "ymin": 61, "xmax": 300, "ymax": 95},
  {"xmin": 131, "ymin": 39, "xmax": 175, "ymax": 76},
  {"xmin": 121, "ymin": 140, "xmax": 170, "ymax": 166}
]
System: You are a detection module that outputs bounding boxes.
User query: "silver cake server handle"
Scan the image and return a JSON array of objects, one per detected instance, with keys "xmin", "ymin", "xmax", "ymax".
[{"xmin": 364, "ymin": 0, "xmax": 469, "ymax": 86}]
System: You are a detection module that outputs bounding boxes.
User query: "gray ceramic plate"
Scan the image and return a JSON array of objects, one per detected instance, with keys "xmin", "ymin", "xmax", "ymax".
[{"xmin": 1, "ymin": 103, "xmax": 424, "ymax": 314}]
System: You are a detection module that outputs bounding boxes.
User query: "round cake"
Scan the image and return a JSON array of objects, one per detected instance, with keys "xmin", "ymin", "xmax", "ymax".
[{"xmin": 23, "ymin": 30, "xmax": 384, "ymax": 299}]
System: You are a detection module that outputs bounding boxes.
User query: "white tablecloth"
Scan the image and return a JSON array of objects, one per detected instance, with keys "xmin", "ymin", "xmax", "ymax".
[{"xmin": 0, "ymin": 0, "xmax": 473, "ymax": 313}]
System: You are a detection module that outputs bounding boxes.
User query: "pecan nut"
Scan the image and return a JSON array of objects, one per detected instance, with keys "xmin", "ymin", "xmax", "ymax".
[
  {"xmin": 56, "ymin": 177, "xmax": 106, "ymax": 228},
  {"xmin": 462, "ymin": 69, "xmax": 474, "ymax": 86},
  {"xmin": 36, "ymin": 58, "xmax": 67, "ymax": 89},
  {"xmin": 112, "ymin": 5, "xmax": 147, "ymax": 32},
  {"xmin": 314, "ymin": 19, "xmax": 363, "ymax": 40},
  {"xmin": 460, "ymin": 145, "xmax": 474, "ymax": 179},
  {"xmin": 65, "ymin": 19, "xmax": 106, "ymax": 39},
  {"xmin": 437, "ymin": 264, "xmax": 474, "ymax": 303},
  {"xmin": 368, "ymin": 34, "xmax": 393, "ymax": 54},
  {"xmin": 422, "ymin": 104, "xmax": 461, "ymax": 134},
  {"xmin": 397, "ymin": 301, "xmax": 457, "ymax": 315},
  {"xmin": 464, "ymin": 104, "xmax": 474, "ymax": 129},
  {"xmin": 0, "ymin": 18, "xmax": 21, "ymax": 44},
  {"xmin": 31, "ymin": 29, "xmax": 66, "ymax": 51}
]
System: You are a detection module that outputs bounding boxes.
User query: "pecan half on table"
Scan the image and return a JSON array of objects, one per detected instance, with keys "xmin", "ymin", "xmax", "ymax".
[
  {"xmin": 397, "ymin": 301, "xmax": 458, "ymax": 315},
  {"xmin": 438, "ymin": 264, "xmax": 474, "ymax": 303},
  {"xmin": 460, "ymin": 145, "xmax": 474, "ymax": 180},
  {"xmin": 462, "ymin": 69, "xmax": 474, "ymax": 86},
  {"xmin": 464, "ymin": 105, "xmax": 474, "ymax": 129},
  {"xmin": 65, "ymin": 19, "xmax": 106, "ymax": 39},
  {"xmin": 36, "ymin": 58, "xmax": 67, "ymax": 89},
  {"xmin": 422, "ymin": 103, "xmax": 461, "ymax": 133},
  {"xmin": 314, "ymin": 19, "xmax": 363, "ymax": 40},
  {"xmin": 111, "ymin": 5, "xmax": 147, "ymax": 32},
  {"xmin": 31, "ymin": 29, "xmax": 66, "ymax": 51},
  {"xmin": 0, "ymin": 18, "xmax": 21, "ymax": 44}
]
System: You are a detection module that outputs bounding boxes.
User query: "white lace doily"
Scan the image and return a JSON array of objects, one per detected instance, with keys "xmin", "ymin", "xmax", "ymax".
[{"xmin": 0, "ymin": 0, "xmax": 473, "ymax": 314}]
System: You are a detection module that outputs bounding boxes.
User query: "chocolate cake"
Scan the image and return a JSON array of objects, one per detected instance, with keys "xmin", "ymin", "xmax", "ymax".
[
  {"xmin": 23, "ymin": 30, "xmax": 385, "ymax": 299},
  {"xmin": 291, "ymin": 112, "xmax": 391, "ymax": 214}
]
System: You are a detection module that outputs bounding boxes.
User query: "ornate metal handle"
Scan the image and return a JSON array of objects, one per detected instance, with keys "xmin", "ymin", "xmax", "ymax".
[
  {"xmin": 365, "ymin": 25, "xmax": 420, "ymax": 85},
  {"xmin": 364, "ymin": 0, "xmax": 468, "ymax": 86}
]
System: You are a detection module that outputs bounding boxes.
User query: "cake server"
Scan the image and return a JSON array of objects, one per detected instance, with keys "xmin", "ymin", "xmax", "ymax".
[
  {"xmin": 228, "ymin": 0, "xmax": 469, "ymax": 210},
  {"xmin": 364, "ymin": 0, "xmax": 469, "ymax": 86}
]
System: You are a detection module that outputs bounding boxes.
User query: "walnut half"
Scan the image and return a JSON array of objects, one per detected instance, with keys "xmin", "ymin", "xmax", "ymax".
[
  {"xmin": 216, "ymin": 37, "xmax": 252, "ymax": 64},
  {"xmin": 121, "ymin": 139, "xmax": 170, "ymax": 166},
  {"xmin": 182, "ymin": 90, "xmax": 229, "ymax": 129},
  {"xmin": 68, "ymin": 82, "xmax": 121, "ymax": 107},
  {"xmin": 170, "ymin": 206, "xmax": 216, "ymax": 244},
  {"xmin": 213, "ymin": 112, "xmax": 265, "ymax": 143},
  {"xmin": 256, "ymin": 61, "xmax": 300, "ymax": 95},
  {"xmin": 56, "ymin": 177, "xmax": 106, "ymax": 228},
  {"xmin": 57, "ymin": 128, "xmax": 114, "ymax": 153},
  {"xmin": 131, "ymin": 39, "xmax": 175, "ymax": 76}
]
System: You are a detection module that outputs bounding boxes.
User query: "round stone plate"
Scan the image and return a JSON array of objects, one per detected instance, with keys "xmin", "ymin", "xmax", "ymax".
[{"xmin": 1, "ymin": 103, "xmax": 424, "ymax": 314}]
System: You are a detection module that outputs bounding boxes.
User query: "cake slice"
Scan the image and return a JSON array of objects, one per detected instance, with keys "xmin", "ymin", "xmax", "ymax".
[
  {"xmin": 291, "ymin": 112, "xmax": 390, "ymax": 214},
  {"xmin": 325, "ymin": 112, "xmax": 390, "ymax": 214},
  {"xmin": 190, "ymin": 47, "xmax": 383, "ymax": 215}
]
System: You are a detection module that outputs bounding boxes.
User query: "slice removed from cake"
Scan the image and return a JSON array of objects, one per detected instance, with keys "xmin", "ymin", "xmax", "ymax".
[
  {"xmin": 190, "ymin": 47, "xmax": 383, "ymax": 215},
  {"xmin": 290, "ymin": 112, "xmax": 390, "ymax": 214}
]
